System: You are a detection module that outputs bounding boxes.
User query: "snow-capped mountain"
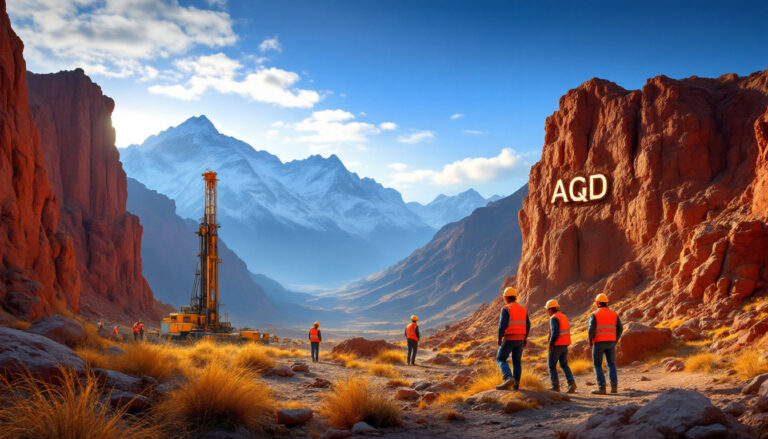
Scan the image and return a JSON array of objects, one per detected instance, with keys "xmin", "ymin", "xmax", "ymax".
[
  {"xmin": 120, "ymin": 115, "xmax": 435, "ymax": 284},
  {"xmin": 407, "ymin": 189, "xmax": 503, "ymax": 229}
]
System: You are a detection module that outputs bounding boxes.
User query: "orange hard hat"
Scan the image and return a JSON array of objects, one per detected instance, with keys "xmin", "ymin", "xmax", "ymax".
[
  {"xmin": 313, "ymin": 321, "xmax": 319, "ymax": 326},
  {"xmin": 411, "ymin": 315, "xmax": 418, "ymax": 321},
  {"xmin": 545, "ymin": 299, "xmax": 559, "ymax": 309},
  {"xmin": 595, "ymin": 293, "xmax": 609, "ymax": 303},
  {"xmin": 503, "ymin": 287, "xmax": 518, "ymax": 297}
]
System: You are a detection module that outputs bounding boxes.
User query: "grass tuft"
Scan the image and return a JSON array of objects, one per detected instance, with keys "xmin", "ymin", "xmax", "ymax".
[
  {"xmin": 374, "ymin": 349, "xmax": 406, "ymax": 365},
  {"xmin": 368, "ymin": 363, "xmax": 398, "ymax": 378},
  {"xmin": 443, "ymin": 409, "xmax": 465, "ymax": 421},
  {"xmin": 732, "ymin": 350, "xmax": 768, "ymax": 380},
  {"xmin": 235, "ymin": 344, "xmax": 277, "ymax": 373},
  {"xmin": 684, "ymin": 353, "xmax": 720, "ymax": 373},
  {"xmin": 439, "ymin": 341, "xmax": 473, "ymax": 354},
  {"xmin": 320, "ymin": 376, "xmax": 400, "ymax": 429},
  {"xmin": 108, "ymin": 343, "xmax": 187, "ymax": 381},
  {"xmin": 568, "ymin": 359, "xmax": 592, "ymax": 376},
  {"xmin": 386, "ymin": 378, "xmax": 411, "ymax": 387}
]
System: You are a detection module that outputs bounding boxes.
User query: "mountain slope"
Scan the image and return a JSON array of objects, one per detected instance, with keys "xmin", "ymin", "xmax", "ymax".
[
  {"xmin": 407, "ymin": 189, "xmax": 501, "ymax": 229},
  {"xmin": 120, "ymin": 116, "xmax": 434, "ymax": 284},
  {"xmin": 326, "ymin": 184, "xmax": 528, "ymax": 331}
]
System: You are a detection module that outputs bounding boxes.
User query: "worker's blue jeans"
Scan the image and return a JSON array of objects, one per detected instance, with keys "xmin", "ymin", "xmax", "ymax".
[
  {"xmin": 310, "ymin": 342, "xmax": 319, "ymax": 362},
  {"xmin": 548, "ymin": 345, "xmax": 575, "ymax": 385},
  {"xmin": 407, "ymin": 339, "xmax": 418, "ymax": 364},
  {"xmin": 593, "ymin": 341, "xmax": 618, "ymax": 387},
  {"xmin": 496, "ymin": 339, "xmax": 524, "ymax": 383}
]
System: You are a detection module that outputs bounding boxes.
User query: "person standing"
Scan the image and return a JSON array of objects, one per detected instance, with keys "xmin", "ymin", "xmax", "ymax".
[
  {"xmin": 588, "ymin": 293, "xmax": 623, "ymax": 394},
  {"xmin": 132, "ymin": 322, "xmax": 139, "ymax": 341},
  {"xmin": 496, "ymin": 285, "xmax": 530, "ymax": 390},
  {"xmin": 112, "ymin": 326, "xmax": 119, "ymax": 338},
  {"xmin": 309, "ymin": 321, "xmax": 322, "ymax": 363},
  {"xmin": 405, "ymin": 315, "xmax": 420, "ymax": 365},
  {"xmin": 545, "ymin": 299, "xmax": 576, "ymax": 393},
  {"xmin": 138, "ymin": 320, "xmax": 145, "ymax": 341}
]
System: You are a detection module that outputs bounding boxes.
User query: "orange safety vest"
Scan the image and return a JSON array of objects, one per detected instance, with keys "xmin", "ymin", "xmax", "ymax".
[
  {"xmin": 593, "ymin": 307, "xmax": 618, "ymax": 343},
  {"xmin": 406, "ymin": 322, "xmax": 419, "ymax": 341},
  {"xmin": 309, "ymin": 327, "xmax": 320, "ymax": 342},
  {"xmin": 132, "ymin": 323, "xmax": 138, "ymax": 334},
  {"xmin": 551, "ymin": 311, "xmax": 571, "ymax": 346},
  {"xmin": 503, "ymin": 302, "xmax": 528, "ymax": 340}
]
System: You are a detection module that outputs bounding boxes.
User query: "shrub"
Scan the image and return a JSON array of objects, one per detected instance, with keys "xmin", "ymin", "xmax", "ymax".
[
  {"xmin": 0, "ymin": 368, "xmax": 160, "ymax": 439},
  {"xmin": 438, "ymin": 341, "xmax": 472, "ymax": 354},
  {"xmin": 374, "ymin": 349, "xmax": 406, "ymax": 365},
  {"xmin": 385, "ymin": 378, "xmax": 410, "ymax": 387},
  {"xmin": 155, "ymin": 364, "xmax": 275, "ymax": 435},
  {"xmin": 235, "ymin": 344, "xmax": 277, "ymax": 373},
  {"xmin": 109, "ymin": 343, "xmax": 187, "ymax": 381},
  {"xmin": 368, "ymin": 364, "xmax": 398, "ymax": 378},
  {"xmin": 732, "ymin": 350, "xmax": 768, "ymax": 380},
  {"xmin": 462, "ymin": 360, "xmax": 501, "ymax": 396},
  {"xmin": 345, "ymin": 360, "xmax": 366, "ymax": 369},
  {"xmin": 568, "ymin": 359, "xmax": 592, "ymax": 375},
  {"xmin": 684, "ymin": 353, "xmax": 719, "ymax": 373},
  {"xmin": 518, "ymin": 373, "xmax": 546, "ymax": 390},
  {"xmin": 320, "ymin": 376, "xmax": 400, "ymax": 429}
]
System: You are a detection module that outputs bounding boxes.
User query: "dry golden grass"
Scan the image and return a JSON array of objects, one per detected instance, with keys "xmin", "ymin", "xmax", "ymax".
[
  {"xmin": 108, "ymin": 343, "xmax": 187, "ymax": 381},
  {"xmin": 374, "ymin": 349, "xmax": 406, "ymax": 365},
  {"xmin": 320, "ymin": 376, "xmax": 400, "ymax": 429},
  {"xmin": 499, "ymin": 393, "xmax": 538, "ymax": 413},
  {"xmin": 519, "ymin": 373, "xmax": 546, "ymax": 390},
  {"xmin": 533, "ymin": 362, "xmax": 548, "ymax": 374},
  {"xmin": 368, "ymin": 363, "xmax": 399, "ymax": 378},
  {"xmin": 0, "ymin": 368, "xmax": 160, "ymax": 439},
  {"xmin": 733, "ymin": 350, "xmax": 768, "ymax": 380},
  {"xmin": 460, "ymin": 356, "xmax": 478, "ymax": 365},
  {"xmin": 685, "ymin": 353, "xmax": 720, "ymax": 373},
  {"xmin": 462, "ymin": 360, "xmax": 501, "ymax": 396},
  {"xmin": 332, "ymin": 352, "xmax": 358, "ymax": 363},
  {"xmin": 155, "ymin": 364, "xmax": 275, "ymax": 435},
  {"xmin": 10, "ymin": 320, "xmax": 31, "ymax": 330},
  {"xmin": 386, "ymin": 378, "xmax": 411, "ymax": 387},
  {"xmin": 569, "ymin": 359, "xmax": 592, "ymax": 375},
  {"xmin": 235, "ymin": 344, "xmax": 277, "ymax": 373},
  {"xmin": 438, "ymin": 341, "xmax": 473, "ymax": 354},
  {"xmin": 443, "ymin": 409, "xmax": 465, "ymax": 421},
  {"xmin": 345, "ymin": 360, "xmax": 367, "ymax": 369}
]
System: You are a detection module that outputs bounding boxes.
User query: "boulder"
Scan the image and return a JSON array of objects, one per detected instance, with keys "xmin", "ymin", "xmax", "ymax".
[
  {"xmin": 308, "ymin": 378, "xmax": 332, "ymax": 388},
  {"xmin": 330, "ymin": 337, "xmax": 397, "ymax": 357},
  {"xmin": 722, "ymin": 401, "xmax": 747, "ymax": 417},
  {"xmin": 272, "ymin": 365, "xmax": 295, "ymax": 377},
  {"xmin": 422, "ymin": 392, "xmax": 437, "ymax": 402},
  {"xmin": 412, "ymin": 381, "xmax": 431, "ymax": 391},
  {"xmin": 427, "ymin": 354, "xmax": 454, "ymax": 365},
  {"xmin": 0, "ymin": 326, "xmax": 85, "ymax": 380},
  {"xmin": 109, "ymin": 391, "xmax": 150, "ymax": 413},
  {"xmin": 673, "ymin": 318, "xmax": 702, "ymax": 341},
  {"xmin": 320, "ymin": 429, "xmax": 352, "ymax": 439},
  {"xmin": 27, "ymin": 315, "xmax": 87, "ymax": 347},
  {"xmin": 616, "ymin": 323, "xmax": 672, "ymax": 366},
  {"xmin": 569, "ymin": 340, "xmax": 591, "ymax": 360},
  {"xmin": 742, "ymin": 373, "xmax": 768, "ymax": 395},
  {"xmin": 103, "ymin": 345, "xmax": 125, "ymax": 356},
  {"xmin": 567, "ymin": 389, "xmax": 751, "ymax": 439},
  {"xmin": 351, "ymin": 422, "xmax": 377, "ymax": 435},
  {"xmin": 758, "ymin": 380, "xmax": 768, "ymax": 412},
  {"xmin": 453, "ymin": 375, "xmax": 471, "ymax": 385},
  {"xmin": 92, "ymin": 368, "xmax": 142, "ymax": 393},
  {"xmin": 395, "ymin": 388, "xmax": 419, "ymax": 400},
  {"xmin": 660, "ymin": 357, "xmax": 685, "ymax": 372},
  {"xmin": 276, "ymin": 408, "xmax": 312, "ymax": 425},
  {"xmin": 291, "ymin": 362, "xmax": 310, "ymax": 373}
]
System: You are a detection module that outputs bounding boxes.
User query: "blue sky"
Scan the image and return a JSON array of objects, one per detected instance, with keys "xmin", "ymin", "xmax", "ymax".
[{"xmin": 8, "ymin": 0, "xmax": 768, "ymax": 203}]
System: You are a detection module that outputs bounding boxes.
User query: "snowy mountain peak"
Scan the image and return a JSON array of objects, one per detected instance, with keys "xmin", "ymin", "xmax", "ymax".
[{"xmin": 407, "ymin": 188, "xmax": 499, "ymax": 229}]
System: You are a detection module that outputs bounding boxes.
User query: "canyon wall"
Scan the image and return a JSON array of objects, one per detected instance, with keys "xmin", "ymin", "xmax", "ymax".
[{"xmin": 0, "ymin": 0, "xmax": 79, "ymax": 319}]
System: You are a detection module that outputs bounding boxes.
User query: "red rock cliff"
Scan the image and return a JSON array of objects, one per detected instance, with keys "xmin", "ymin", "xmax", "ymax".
[
  {"xmin": 26, "ymin": 69, "xmax": 162, "ymax": 322},
  {"xmin": 0, "ymin": 0, "xmax": 79, "ymax": 319},
  {"xmin": 515, "ymin": 71, "xmax": 768, "ymax": 349}
]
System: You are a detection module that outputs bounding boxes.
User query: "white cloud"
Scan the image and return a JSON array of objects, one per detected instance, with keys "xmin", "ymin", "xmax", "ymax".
[
  {"xmin": 396, "ymin": 130, "xmax": 435, "ymax": 144},
  {"xmin": 379, "ymin": 122, "xmax": 397, "ymax": 131},
  {"xmin": 259, "ymin": 36, "xmax": 282, "ymax": 53},
  {"xmin": 7, "ymin": 0, "xmax": 237, "ymax": 78},
  {"xmin": 463, "ymin": 129, "xmax": 486, "ymax": 135},
  {"xmin": 148, "ymin": 53, "xmax": 320, "ymax": 107},
  {"xmin": 387, "ymin": 162, "xmax": 408, "ymax": 172},
  {"xmin": 271, "ymin": 120, "xmax": 285, "ymax": 127},
  {"xmin": 450, "ymin": 113, "xmax": 464, "ymax": 120},
  {"xmin": 390, "ymin": 148, "xmax": 527, "ymax": 186},
  {"xmin": 206, "ymin": 0, "xmax": 227, "ymax": 7},
  {"xmin": 291, "ymin": 109, "xmax": 380, "ymax": 144}
]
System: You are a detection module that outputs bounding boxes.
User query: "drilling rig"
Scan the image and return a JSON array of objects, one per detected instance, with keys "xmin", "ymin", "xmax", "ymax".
[{"xmin": 160, "ymin": 171, "xmax": 232, "ymax": 337}]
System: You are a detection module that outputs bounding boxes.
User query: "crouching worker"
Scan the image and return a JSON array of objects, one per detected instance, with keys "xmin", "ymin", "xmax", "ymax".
[
  {"xmin": 589, "ymin": 293, "xmax": 623, "ymax": 394},
  {"xmin": 405, "ymin": 315, "xmax": 420, "ymax": 365},
  {"xmin": 309, "ymin": 321, "xmax": 322, "ymax": 363},
  {"xmin": 495, "ymin": 285, "xmax": 530, "ymax": 390},
  {"xmin": 546, "ymin": 299, "xmax": 576, "ymax": 393}
]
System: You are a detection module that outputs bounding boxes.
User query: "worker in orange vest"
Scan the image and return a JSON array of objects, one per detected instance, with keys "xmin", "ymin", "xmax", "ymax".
[
  {"xmin": 546, "ymin": 299, "xmax": 576, "ymax": 393},
  {"xmin": 495, "ymin": 285, "xmax": 530, "ymax": 390},
  {"xmin": 588, "ymin": 293, "xmax": 623, "ymax": 394},
  {"xmin": 405, "ymin": 315, "xmax": 420, "ymax": 365},
  {"xmin": 309, "ymin": 321, "xmax": 322, "ymax": 363},
  {"xmin": 137, "ymin": 320, "xmax": 145, "ymax": 341},
  {"xmin": 132, "ymin": 322, "xmax": 139, "ymax": 341},
  {"xmin": 112, "ymin": 326, "xmax": 119, "ymax": 338}
]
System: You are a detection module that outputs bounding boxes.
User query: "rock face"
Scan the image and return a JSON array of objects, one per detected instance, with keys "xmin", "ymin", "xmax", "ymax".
[
  {"xmin": 515, "ymin": 72, "xmax": 768, "ymax": 344},
  {"xmin": 0, "ymin": 0, "xmax": 79, "ymax": 319},
  {"xmin": 26, "ymin": 70, "xmax": 163, "ymax": 322},
  {"xmin": 27, "ymin": 314, "xmax": 87, "ymax": 347}
]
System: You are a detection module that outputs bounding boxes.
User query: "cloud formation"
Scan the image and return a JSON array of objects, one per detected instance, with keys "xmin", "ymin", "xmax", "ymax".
[
  {"xmin": 291, "ymin": 109, "xmax": 380, "ymax": 144},
  {"xmin": 379, "ymin": 122, "xmax": 397, "ymax": 130},
  {"xmin": 462, "ymin": 129, "xmax": 486, "ymax": 135},
  {"xmin": 450, "ymin": 113, "xmax": 464, "ymax": 119},
  {"xmin": 396, "ymin": 130, "xmax": 435, "ymax": 144},
  {"xmin": 148, "ymin": 53, "xmax": 320, "ymax": 107},
  {"xmin": 390, "ymin": 148, "xmax": 527, "ymax": 186},
  {"xmin": 7, "ymin": 0, "xmax": 237, "ymax": 78},
  {"xmin": 259, "ymin": 36, "xmax": 282, "ymax": 52}
]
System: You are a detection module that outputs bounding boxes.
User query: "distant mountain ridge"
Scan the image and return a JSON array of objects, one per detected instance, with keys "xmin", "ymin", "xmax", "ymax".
[
  {"xmin": 120, "ymin": 116, "xmax": 435, "ymax": 284},
  {"xmin": 407, "ymin": 189, "xmax": 503, "ymax": 229}
]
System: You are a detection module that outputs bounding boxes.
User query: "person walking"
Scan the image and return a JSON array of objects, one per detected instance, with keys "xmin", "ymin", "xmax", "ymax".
[
  {"xmin": 545, "ymin": 299, "xmax": 576, "ymax": 393},
  {"xmin": 495, "ymin": 285, "xmax": 530, "ymax": 390},
  {"xmin": 138, "ymin": 320, "xmax": 145, "ymax": 341},
  {"xmin": 309, "ymin": 322, "xmax": 322, "ymax": 363},
  {"xmin": 112, "ymin": 325, "xmax": 119, "ymax": 339},
  {"xmin": 132, "ymin": 322, "xmax": 139, "ymax": 341},
  {"xmin": 588, "ymin": 293, "xmax": 623, "ymax": 394},
  {"xmin": 405, "ymin": 315, "xmax": 420, "ymax": 365}
]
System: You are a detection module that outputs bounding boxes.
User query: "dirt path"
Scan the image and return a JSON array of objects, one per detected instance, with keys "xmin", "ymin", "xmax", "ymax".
[{"xmin": 262, "ymin": 348, "xmax": 743, "ymax": 438}]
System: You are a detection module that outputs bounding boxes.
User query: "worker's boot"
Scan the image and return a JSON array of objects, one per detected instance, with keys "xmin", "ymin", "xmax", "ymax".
[
  {"xmin": 548, "ymin": 382, "xmax": 560, "ymax": 392},
  {"xmin": 610, "ymin": 383, "xmax": 618, "ymax": 394},
  {"xmin": 567, "ymin": 382, "xmax": 577, "ymax": 394},
  {"xmin": 591, "ymin": 385, "xmax": 606, "ymax": 395},
  {"xmin": 495, "ymin": 377, "xmax": 515, "ymax": 390}
]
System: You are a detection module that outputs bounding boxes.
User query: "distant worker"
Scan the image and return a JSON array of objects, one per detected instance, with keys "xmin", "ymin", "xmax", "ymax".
[
  {"xmin": 545, "ymin": 299, "xmax": 576, "ymax": 393},
  {"xmin": 138, "ymin": 320, "xmax": 145, "ymax": 341},
  {"xmin": 132, "ymin": 322, "xmax": 139, "ymax": 341},
  {"xmin": 588, "ymin": 293, "xmax": 623, "ymax": 395},
  {"xmin": 309, "ymin": 322, "xmax": 322, "ymax": 363},
  {"xmin": 112, "ymin": 326, "xmax": 119, "ymax": 338},
  {"xmin": 405, "ymin": 315, "xmax": 420, "ymax": 365},
  {"xmin": 496, "ymin": 285, "xmax": 530, "ymax": 390}
]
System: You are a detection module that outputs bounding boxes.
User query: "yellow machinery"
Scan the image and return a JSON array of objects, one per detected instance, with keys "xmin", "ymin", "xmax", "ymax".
[{"xmin": 161, "ymin": 171, "xmax": 232, "ymax": 338}]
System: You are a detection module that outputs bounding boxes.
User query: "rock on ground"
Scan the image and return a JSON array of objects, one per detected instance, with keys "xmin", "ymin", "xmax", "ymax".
[
  {"xmin": 616, "ymin": 323, "xmax": 672, "ymax": 366},
  {"xmin": 108, "ymin": 391, "xmax": 150, "ymax": 413},
  {"xmin": 758, "ymin": 380, "xmax": 768, "ymax": 412},
  {"xmin": 330, "ymin": 337, "xmax": 397, "ymax": 357},
  {"xmin": 320, "ymin": 429, "xmax": 352, "ymax": 439},
  {"xmin": 0, "ymin": 326, "xmax": 85, "ymax": 380},
  {"xmin": 27, "ymin": 315, "xmax": 87, "ymax": 347},
  {"xmin": 92, "ymin": 368, "xmax": 142, "ymax": 393},
  {"xmin": 276, "ymin": 408, "xmax": 312, "ymax": 425},
  {"xmin": 351, "ymin": 421, "xmax": 377, "ymax": 435},
  {"xmin": 272, "ymin": 365, "xmax": 295, "ymax": 377},
  {"xmin": 742, "ymin": 373, "xmax": 768, "ymax": 395}
]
